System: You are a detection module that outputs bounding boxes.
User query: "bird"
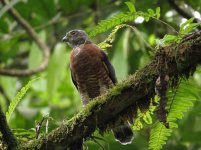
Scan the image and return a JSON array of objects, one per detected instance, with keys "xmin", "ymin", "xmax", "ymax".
[{"xmin": 62, "ymin": 29, "xmax": 134, "ymax": 145}]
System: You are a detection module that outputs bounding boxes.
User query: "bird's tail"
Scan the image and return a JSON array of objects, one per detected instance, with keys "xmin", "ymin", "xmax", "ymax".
[{"xmin": 112, "ymin": 124, "xmax": 134, "ymax": 145}]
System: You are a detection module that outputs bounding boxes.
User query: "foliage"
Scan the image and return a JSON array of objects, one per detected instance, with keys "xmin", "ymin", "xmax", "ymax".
[
  {"xmin": 13, "ymin": 128, "xmax": 35, "ymax": 141},
  {"xmin": 92, "ymin": 3, "xmax": 201, "ymax": 149},
  {"xmin": 89, "ymin": 2, "xmax": 160, "ymax": 37},
  {"xmin": 161, "ymin": 18, "xmax": 200, "ymax": 46},
  {"xmin": 149, "ymin": 80, "xmax": 199, "ymax": 150},
  {"xmin": 133, "ymin": 98, "xmax": 157, "ymax": 131},
  {"xmin": 0, "ymin": 0, "xmax": 201, "ymax": 150}
]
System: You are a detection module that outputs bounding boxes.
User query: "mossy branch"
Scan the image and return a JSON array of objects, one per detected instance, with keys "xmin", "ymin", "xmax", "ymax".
[{"xmin": 20, "ymin": 31, "xmax": 201, "ymax": 150}]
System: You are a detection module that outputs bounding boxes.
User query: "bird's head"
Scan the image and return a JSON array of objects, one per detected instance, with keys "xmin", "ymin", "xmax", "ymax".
[{"xmin": 62, "ymin": 30, "xmax": 90, "ymax": 48}]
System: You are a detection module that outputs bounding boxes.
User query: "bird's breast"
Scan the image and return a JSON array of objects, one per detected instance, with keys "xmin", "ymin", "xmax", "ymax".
[
  {"xmin": 70, "ymin": 44, "xmax": 113, "ymax": 105},
  {"xmin": 71, "ymin": 47, "xmax": 100, "ymax": 73}
]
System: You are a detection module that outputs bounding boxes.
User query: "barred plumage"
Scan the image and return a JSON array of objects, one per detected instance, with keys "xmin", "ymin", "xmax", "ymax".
[{"xmin": 63, "ymin": 29, "xmax": 134, "ymax": 145}]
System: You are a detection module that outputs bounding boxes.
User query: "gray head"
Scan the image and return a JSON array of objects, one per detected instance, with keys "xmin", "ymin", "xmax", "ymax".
[{"xmin": 62, "ymin": 30, "xmax": 90, "ymax": 48}]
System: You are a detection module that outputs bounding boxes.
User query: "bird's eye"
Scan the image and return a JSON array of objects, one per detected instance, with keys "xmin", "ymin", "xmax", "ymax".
[{"xmin": 71, "ymin": 31, "xmax": 76, "ymax": 35}]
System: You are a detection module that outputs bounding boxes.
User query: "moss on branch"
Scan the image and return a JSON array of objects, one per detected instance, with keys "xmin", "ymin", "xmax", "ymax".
[{"xmin": 20, "ymin": 31, "xmax": 201, "ymax": 150}]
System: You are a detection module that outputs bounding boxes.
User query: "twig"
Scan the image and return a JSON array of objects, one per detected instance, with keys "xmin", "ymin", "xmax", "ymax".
[
  {"xmin": 35, "ymin": 117, "xmax": 45, "ymax": 139},
  {"xmin": 0, "ymin": 106, "xmax": 18, "ymax": 149},
  {"xmin": 0, "ymin": 0, "xmax": 50, "ymax": 77},
  {"xmin": 0, "ymin": 0, "xmax": 21, "ymax": 18}
]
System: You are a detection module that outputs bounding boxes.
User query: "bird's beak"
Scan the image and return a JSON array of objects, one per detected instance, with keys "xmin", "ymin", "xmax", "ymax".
[{"xmin": 62, "ymin": 35, "xmax": 68, "ymax": 42}]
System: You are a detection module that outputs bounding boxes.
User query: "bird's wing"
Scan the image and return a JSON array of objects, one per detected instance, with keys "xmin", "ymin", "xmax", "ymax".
[
  {"xmin": 100, "ymin": 50, "xmax": 117, "ymax": 84},
  {"xmin": 70, "ymin": 66, "xmax": 78, "ymax": 89}
]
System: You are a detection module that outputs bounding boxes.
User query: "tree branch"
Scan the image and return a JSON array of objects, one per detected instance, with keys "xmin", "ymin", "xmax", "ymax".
[
  {"xmin": 0, "ymin": 106, "xmax": 18, "ymax": 149},
  {"xmin": 0, "ymin": 0, "xmax": 50, "ymax": 77},
  {"xmin": 167, "ymin": 0, "xmax": 201, "ymax": 29},
  {"xmin": 20, "ymin": 30, "xmax": 201, "ymax": 149}
]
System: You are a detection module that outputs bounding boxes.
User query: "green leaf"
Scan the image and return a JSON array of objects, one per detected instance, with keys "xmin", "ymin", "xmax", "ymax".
[
  {"xmin": 144, "ymin": 15, "xmax": 150, "ymax": 22},
  {"xmin": 180, "ymin": 18, "xmax": 194, "ymax": 31},
  {"xmin": 180, "ymin": 23, "xmax": 199, "ymax": 35},
  {"xmin": 162, "ymin": 34, "xmax": 179, "ymax": 45},
  {"xmin": 143, "ymin": 112, "xmax": 152, "ymax": 124},
  {"xmin": 179, "ymin": 17, "xmax": 199, "ymax": 36},
  {"xmin": 47, "ymin": 43, "xmax": 69, "ymax": 102},
  {"xmin": 133, "ymin": 118, "xmax": 143, "ymax": 130},
  {"xmin": 125, "ymin": 2, "xmax": 136, "ymax": 13},
  {"xmin": 28, "ymin": 43, "xmax": 43, "ymax": 69},
  {"xmin": 111, "ymin": 30, "xmax": 128, "ymax": 80},
  {"xmin": 148, "ymin": 34, "xmax": 156, "ymax": 45},
  {"xmin": 156, "ymin": 7, "xmax": 160, "ymax": 19},
  {"xmin": 29, "ymin": 31, "xmax": 45, "ymax": 68},
  {"xmin": 148, "ymin": 9, "xmax": 154, "ymax": 17}
]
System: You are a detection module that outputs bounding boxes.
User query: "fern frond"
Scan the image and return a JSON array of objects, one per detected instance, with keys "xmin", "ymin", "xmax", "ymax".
[
  {"xmin": 6, "ymin": 78, "xmax": 38, "ymax": 122},
  {"xmin": 89, "ymin": 12, "xmax": 134, "ymax": 37},
  {"xmin": 149, "ymin": 80, "xmax": 199, "ymax": 150},
  {"xmin": 149, "ymin": 122, "xmax": 172, "ymax": 150},
  {"xmin": 89, "ymin": 5, "xmax": 161, "ymax": 37}
]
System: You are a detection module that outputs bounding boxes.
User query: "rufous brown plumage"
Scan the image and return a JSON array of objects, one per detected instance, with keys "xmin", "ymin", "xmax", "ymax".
[{"xmin": 63, "ymin": 29, "xmax": 133, "ymax": 145}]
